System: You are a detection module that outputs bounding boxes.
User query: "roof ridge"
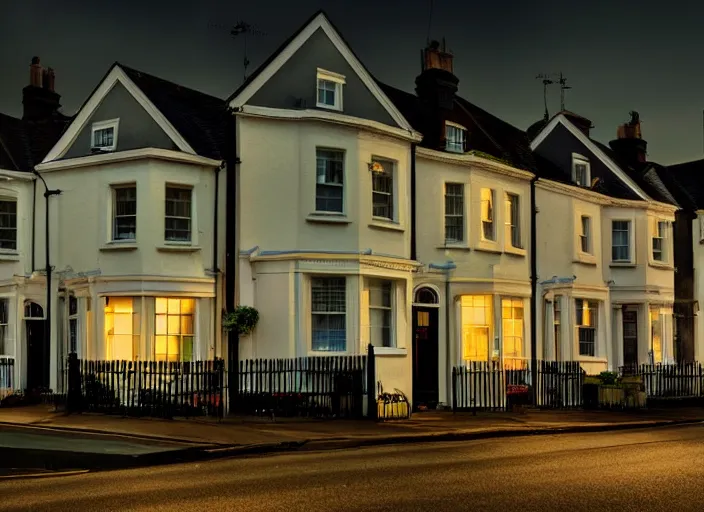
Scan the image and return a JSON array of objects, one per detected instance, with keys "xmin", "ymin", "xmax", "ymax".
[{"xmin": 117, "ymin": 62, "xmax": 226, "ymax": 103}]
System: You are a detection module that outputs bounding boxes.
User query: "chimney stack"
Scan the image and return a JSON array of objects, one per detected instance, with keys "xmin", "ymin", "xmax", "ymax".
[
  {"xmin": 22, "ymin": 56, "xmax": 62, "ymax": 121},
  {"xmin": 415, "ymin": 39, "xmax": 459, "ymax": 111},
  {"xmin": 609, "ymin": 111, "xmax": 647, "ymax": 166}
]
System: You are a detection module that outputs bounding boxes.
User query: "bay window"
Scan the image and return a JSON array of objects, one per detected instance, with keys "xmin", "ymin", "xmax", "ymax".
[
  {"xmin": 104, "ymin": 297, "xmax": 141, "ymax": 360},
  {"xmin": 155, "ymin": 298, "xmax": 195, "ymax": 362}
]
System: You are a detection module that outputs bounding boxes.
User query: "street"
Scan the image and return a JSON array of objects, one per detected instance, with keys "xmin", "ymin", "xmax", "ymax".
[{"xmin": 2, "ymin": 424, "xmax": 704, "ymax": 511}]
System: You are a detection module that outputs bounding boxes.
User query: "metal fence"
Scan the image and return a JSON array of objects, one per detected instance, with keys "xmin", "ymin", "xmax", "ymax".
[
  {"xmin": 620, "ymin": 363, "xmax": 704, "ymax": 398},
  {"xmin": 67, "ymin": 355, "xmax": 226, "ymax": 419},
  {"xmin": 452, "ymin": 360, "xmax": 585, "ymax": 411},
  {"xmin": 235, "ymin": 355, "xmax": 368, "ymax": 418},
  {"xmin": 0, "ymin": 356, "xmax": 14, "ymax": 399}
]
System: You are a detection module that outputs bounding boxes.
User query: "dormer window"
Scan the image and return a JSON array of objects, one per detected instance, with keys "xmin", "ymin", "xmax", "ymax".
[
  {"xmin": 316, "ymin": 69, "xmax": 345, "ymax": 111},
  {"xmin": 445, "ymin": 122, "xmax": 466, "ymax": 153},
  {"xmin": 571, "ymin": 153, "xmax": 590, "ymax": 187},
  {"xmin": 91, "ymin": 119, "xmax": 119, "ymax": 152}
]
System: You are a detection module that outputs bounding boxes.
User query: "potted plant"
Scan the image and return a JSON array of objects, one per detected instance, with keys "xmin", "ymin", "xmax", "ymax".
[{"xmin": 223, "ymin": 305, "xmax": 260, "ymax": 336}]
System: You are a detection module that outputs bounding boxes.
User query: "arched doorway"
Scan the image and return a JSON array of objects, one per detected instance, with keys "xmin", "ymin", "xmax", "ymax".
[
  {"xmin": 412, "ymin": 286, "xmax": 440, "ymax": 410},
  {"xmin": 24, "ymin": 300, "xmax": 48, "ymax": 392}
]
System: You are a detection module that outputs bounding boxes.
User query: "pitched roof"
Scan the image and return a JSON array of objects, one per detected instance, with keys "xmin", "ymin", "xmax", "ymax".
[
  {"xmin": 0, "ymin": 112, "xmax": 71, "ymax": 171},
  {"xmin": 665, "ymin": 159, "xmax": 704, "ymax": 210},
  {"xmin": 378, "ymin": 82, "xmax": 539, "ymax": 173},
  {"xmin": 118, "ymin": 64, "xmax": 229, "ymax": 160}
]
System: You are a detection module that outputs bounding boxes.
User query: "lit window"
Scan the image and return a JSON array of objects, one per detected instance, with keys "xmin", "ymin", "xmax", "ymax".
[
  {"xmin": 505, "ymin": 193, "xmax": 521, "ymax": 248},
  {"xmin": 650, "ymin": 306, "xmax": 662, "ymax": 364},
  {"xmin": 91, "ymin": 119, "xmax": 119, "ymax": 151},
  {"xmin": 553, "ymin": 296, "xmax": 562, "ymax": 360},
  {"xmin": 311, "ymin": 277, "xmax": 346, "ymax": 352},
  {"xmin": 612, "ymin": 220, "xmax": 631, "ymax": 262},
  {"xmin": 460, "ymin": 295, "xmax": 494, "ymax": 361},
  {"xmin": 165, "ymin": 186, "xmax": 192, "ymax": 242},
  {"xmin": 652, "ymin": 220, "xmax": 667, "ymax": 262},
  {"xmin": 502, "ymin": 298, "xmax": 524, "ymax": 359},
  {"xmin": 576, "ymin": 299, "xmax": 598, "ymax": 357},
  {"xmin": 444, "ymin": 183, "xmax": 464, "ymax": 243},
  {"xmin": 445, "ymin": 123, "xmax": 466, "ymax": 153},
  {"xmin": 580, "ymin": 215, "xmax": 592, "ymax": 254},
  {"xmin": 316, "ymin": 69, "xmax": 345, "ymax": 111},
  {"xmin": 315, "ymin": 149, "xmax": 344, "ymax": 213},
  {"xmin": 112, "ymin": 185, "xmax": 136, "ymax": 241},
  {"xmin": 0, "ymin": 199, "xmax": 17, "ymax": 251},
  {"xmin": 480, "ymin": 188, "xmax": 495, "ymax": 241},
  {"xmin": 368, "ymin": 279, "xmax": 394, "ymax": 348},
  {"xmin": 155, "ymin": 298, "xmax": 195, "ymax": 362},
  {"xmin": 572, "ymin": 154, "xmax": 590, "ymax": 187},
  {"xmin": 371, "ymin": 159, "xmax": 394, "ymax": 220},
  {"xmin": 104, "ymin": 297, "xmax": 141, "ymax": 361}
]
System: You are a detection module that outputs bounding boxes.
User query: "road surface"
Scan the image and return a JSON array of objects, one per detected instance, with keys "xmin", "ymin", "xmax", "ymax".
[{"xmin": 2, "ymin": 424, "xmax": 704, "ymax": 511}]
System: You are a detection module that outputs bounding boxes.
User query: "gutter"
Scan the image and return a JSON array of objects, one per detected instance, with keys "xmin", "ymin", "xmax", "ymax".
[
  {"xmin": 530, "ymin": 176, "xmax": 538, "ymax": 404},
  {"xmin": 410, "ymin": 143, "xmax": 417, "ymax": 261}
]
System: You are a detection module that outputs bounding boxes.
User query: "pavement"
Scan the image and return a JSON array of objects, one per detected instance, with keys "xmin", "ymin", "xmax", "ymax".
[
  {"xmin": 3, "ymin": 423, "xmax": 704, "ymax": 511},
  {"xmin": 1, "ymin": 405, "xmax": 703, "ymax": 475}
]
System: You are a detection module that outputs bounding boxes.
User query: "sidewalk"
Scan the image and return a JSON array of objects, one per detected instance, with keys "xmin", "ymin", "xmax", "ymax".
[{"xmin": 1, "ymin": 405, "xmax": 703, "ymax": 450}]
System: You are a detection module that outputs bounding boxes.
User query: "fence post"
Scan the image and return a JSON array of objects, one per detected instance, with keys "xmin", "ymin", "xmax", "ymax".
[
  {"xmin": 366, "ymin": 343, "xmax": 377, "ymax": 420},
  {"xmin": 66, "ymin": 353, "xmax": 81, "ymax": 413},
  {"xmin": 452, "ymin": 367, "xmax": 457, "ymax": 413}
]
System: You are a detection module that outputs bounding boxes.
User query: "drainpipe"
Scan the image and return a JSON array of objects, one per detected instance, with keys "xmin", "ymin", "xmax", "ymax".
[
  {"xmin": 212, "ymin": 162, "xmax": 222, "ymax": 358},
  {"xmin": 32, "ymin": 169, "xmax": 61, "ymax": 391},
  {"xmin": 225, "ymin": 108, "xmax": 240, "ymax": 411},
  {"xmin": 410, "ymin": 143, "xmax": 417, "ymax": 261},
  {"xmin": 445, "ymin": 272, "xmax": 451, "ymax": 405},
  {"xmin": 31, "ymin": 179, "xmax": 36, "ymax": 271},
  {"xmin": 530, "ymin": 176, "xmax": 538, "ymax": 405}
]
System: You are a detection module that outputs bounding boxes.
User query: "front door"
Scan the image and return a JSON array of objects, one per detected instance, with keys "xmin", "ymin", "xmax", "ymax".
[
  {"xmin": 412, "ymin": 306, "xmax": 439, "ymax": 410},
  {"xmin": 26, "ymin": 319, "xmax": 48, "ymax": 393},
  {"xmin": 623, "ymin": 310, "xmax": 638, "ymax": 369}
]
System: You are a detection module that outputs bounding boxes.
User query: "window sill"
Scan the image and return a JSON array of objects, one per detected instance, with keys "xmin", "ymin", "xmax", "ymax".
[
  {"xmin": 504, "ymin": 246, "xmax": 526, "ymax": 257},
  {"xmin": 306, "ymin": 213, "xmax": 351, "ymax": 225},
  {"xmin": 437, "ymin": 244, "xmax": 470, "ymax": 251},
  {"xmin": 648, "ymin": 261, "xmax": 674, "ymax": 270},
  {"xmin": 474, "ymin": 240, "xmax": 501, "ymax": 255},
  {"xmin": 373, "ymin": 347, "xmax": 407, "ymax": 356},
  {"xmin": 157, "ymin": 244, "xmax": 201, "ymax": 253},
  {"xmin": 369, "ymin": 220, "xmax": 404, "ymax": 232},
  {"xmin": 100, "ymin": 242, "xmax": 137, "ymax": 252},
  {"xmin": 575, "ymin": 356, "xmax": 608, "ymax": 363},
  {"xmin": 315, "ymin": 103, "xmax": 343, "ymax": 112},
  {"xmin": 610, "ymin": 261, "xmax": 636, "ymax": 268},
  {"xmin": 0, "ymin": 251, "xmax": 19, "ymax": 262},
  {"xmin": 574, "ymin": 253, "xmax": 597, "ymax": 266}
]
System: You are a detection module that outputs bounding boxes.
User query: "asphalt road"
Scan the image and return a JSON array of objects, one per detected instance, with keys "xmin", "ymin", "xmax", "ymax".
[{"xmin": 2, "ymin": 424, "xmax": 704, "ymax": 511}]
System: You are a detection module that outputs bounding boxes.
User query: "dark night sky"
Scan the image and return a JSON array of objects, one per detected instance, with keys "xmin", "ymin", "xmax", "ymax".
[{"xmin": 1, "ymin": 0, "xmax": 702, "ymax": 165}]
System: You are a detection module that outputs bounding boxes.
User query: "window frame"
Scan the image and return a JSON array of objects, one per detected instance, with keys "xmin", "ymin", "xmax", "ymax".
[
  {"xmin": 316, "ymin": 69, "xmax": 345, "ymax": 111},
  {"xmin": 0, "ymin": 298, "xmax": 9, "ymax": 356},
  {"xmin": 576, "ymin": 298, "xmax": 598, "ymax": 357},
  {"xmin": 444, "ymin": 182, "xmax": 465, "ymax": 244},
  {"xmin": 652, "ymin": 220, "xmax": 667, "ymax": 262},
  {"xmin": 371, "ymin": 158, "xmax": 395, "ymax": 221},
  {"xmin": 311, "ymin": 276, "xmax": 347, "ymax": 353},
  {"xmin": 480, "ymin": 188, "xmax": 495, "ymax": 242},
  {"xmin": 103, "ymin": 296, "xmax": 141, "ymax": 361},
  {"xmin": 571, "ymin": 153, "xmax": 590, "ymax": 187},
  {"xmin": 154, "ymin": 297, "xmax": 196, "ymax": 362},
  {"xmin": 68, "ymin": 295, "xmax": 78, "ymax": 355},
  {"xmin": 611, "ymin": 219, "xmax": 633, "ymax": 263},
  {"xmin": 445, "ymin": 122, "xmax": 466, "ymax": 153},
  {"xmin": 505, "ymin": 193, "xmax": 521, "ymax": 249},
  {"xmin": 315, "ymin": 148, "xmax": 345, "ymax": 214},
  {"xmin": 368, "ymin": 279, "xmax": 395, "ymax": 348},
  {"xmin": 553, "ymin": 296, "xmax": 562, "ymax": 361},
  {"xmin": 0, "ymin": 197, "xmax": 18, "ymax": 253},
  {"xmin": 91, "ymin": 118, "xmax": 120, "ymax": 152},
  {"xmin": 580, "ymin": 215, "xmax": 592, "ymax": 254},
  {"xmin": 164, "ymin": 184, "xmax": 193, "ymax": 243},
  {"xmin": 111, "ymin": 184, "xmax": 137, "ymax": 242},
  {"xmin": 501, "ymin": 297, "xmax": 524, "ymax": 360},
  {"xmin": 460, "ymin": 295, "xmax": 495, "ymax": 362}
]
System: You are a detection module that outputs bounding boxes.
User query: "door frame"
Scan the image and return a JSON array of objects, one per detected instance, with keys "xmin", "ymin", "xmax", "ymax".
[
  {"xmin": 411, "ymin": 285, "xmax": 441, "ymax": 410},
  {"xmin": 24, "ymin": 300, "xmax": 48, "ymax": 393},
  {"xmin": 622, "ymin": 306, "xmax": 639, "ymax": 369}
]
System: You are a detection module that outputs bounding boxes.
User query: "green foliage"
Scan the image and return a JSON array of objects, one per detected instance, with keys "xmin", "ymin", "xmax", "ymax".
[
  {"xmin": 598, "ymin": 371, "xmax": 619, "ymax": 386},
  {"xmin": 223, "ymin": 305, "xmax": 260, "ymax": 336}
]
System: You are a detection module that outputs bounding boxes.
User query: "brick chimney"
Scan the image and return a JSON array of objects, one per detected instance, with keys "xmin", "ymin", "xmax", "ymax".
[
  {"xmin": 415, "ymin": 39, "xmax": 459, "ymax": 111},
  {"xmin": 608, "ymin": 111, "xmax": 647, "ymax": 166},
  {"xmin": 22, "ymin": 56, "xmax": 62, "ymax": 121}
]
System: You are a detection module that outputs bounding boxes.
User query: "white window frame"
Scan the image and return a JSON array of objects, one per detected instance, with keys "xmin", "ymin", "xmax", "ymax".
[
  {"xmin": 580, "ymin": 215, "xmax": 592, "ymax": 254},
  {"xmin": 0, "ymin": 298, "xmax": 9, "ymax": 356},
  {"xmin": 111, "ymin": 184, "xmax": 137, "ymax": 242},
  {"xmin": 368, "ymin": 279, "xmax": 395, "ymax": 348},
  {"xmin": 652, "ymin": 220, "xmax": 667, "ymax": 262},
  {"xmin": 371, "ymin": 158, "xmax": 395, "ymax": 221},
  {"xmin": 553, "ymin": 296, "xmax": 562, "ymax": 361},
  {"xmin": 576, "ymin": 298, "xmax": 598, "ymax": 357},
  {"xmin": 154, "ymin": 297, "xmax": 196, "ymax": 362},
  {"xmin": 316, "ymin": 69, "xmax": 345, "ymax": 111},
  {"xmin": 91, "ymin": 118, "xmax": 120, "ymax": 152},
  {"xmin": 571, "ymin": 153, "xmax": 590, "ymax": 187},
  {"xmin": 611, "ymin": 219, "xmax": 633, "ymax": 263},
  {"xmin": 0, "ymin": 197, "xmax": 18, "ymax": 253},
  {"xmin": 444, "ymin": 182, "xmax": 465, "ymax": 244},
  {"xmin": 164, "ymin": 184, "xmax": 193, "ymax": 243},
  {"xmin": 505, "ymin": 193, "xmax": 521, "ymax": 248},
  {"xmin": 103, "ymin": 296, "xmax": 141, "ymax": 361},
  {"xmin": 445, "ymin": 122, "xmax": 466, "ymax": 153},
  {"xmin": 311, "ymin": 277, "xmax": 347, "ymax": 352},
  {"xmin": 501, "ymin": 297, "xmax": 524, "ymax": 360},
  {"xmin": 480, "ymin": 188, "xmax": 495, "ymax": 242},
  {"xmin": 315, "ymin": 149, "xmax": 345, "ymax": 214},
  {"xmin": 68, "ymin": 296, "xmax": 79, "ymax": 355}
]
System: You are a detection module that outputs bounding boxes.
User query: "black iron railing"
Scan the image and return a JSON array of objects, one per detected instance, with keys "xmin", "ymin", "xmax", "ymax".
[
  {"xmin": 619, "ymin": 363, "xmax": 704, "ymax": 398},
  {"xmin": 0, "ymin": 356, "xmax": 14, "ymax": 398}
]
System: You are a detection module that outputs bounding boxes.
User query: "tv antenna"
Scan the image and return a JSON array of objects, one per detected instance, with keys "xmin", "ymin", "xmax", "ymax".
[
  {"xmin": 535, "ymin": 74, "xmax": 555, "ymax": 121},
  {"xmin": 557, "ymin": 72, "xmax": 571, "ymax": 111},
  {"xmin": 209, "ymin": 20, "xmax": 266, "ymax": 82}
]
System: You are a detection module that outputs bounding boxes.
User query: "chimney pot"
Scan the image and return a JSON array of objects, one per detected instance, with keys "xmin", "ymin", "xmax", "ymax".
[
  {"xmin": 29, "ymin": 56, "xmax": 43, "ymax": 88},
  {"xmin": 22, "ymin": 57, "xmax": 61, "ymax": 120}
]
